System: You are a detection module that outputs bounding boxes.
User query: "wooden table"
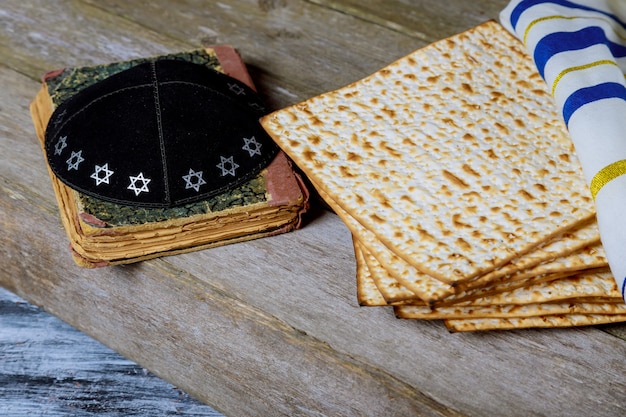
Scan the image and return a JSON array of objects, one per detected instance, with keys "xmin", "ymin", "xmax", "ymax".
[
  {"xmin": 2, "ymin": 1, "xmax": 626, "ymax": 416},
  {"xmin": 0, "ymin": 287, "xmax": 224, "ymax": 415}
]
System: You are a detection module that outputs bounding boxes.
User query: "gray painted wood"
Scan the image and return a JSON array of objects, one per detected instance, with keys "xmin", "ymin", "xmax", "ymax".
[
  {"xmin": 2, "ymin": 1, "xmax": 626, "ymax": 416},
  {"xmin": 0, "ymin": 288, "xmax": 224, "ymax": 416}
]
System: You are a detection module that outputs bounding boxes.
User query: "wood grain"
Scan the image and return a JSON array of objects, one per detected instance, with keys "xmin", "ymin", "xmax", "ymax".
[
  {"xmin": 308, "ymin": 0, "xmax": 506, "ymax": 40},
  {"xmin": 0, "ymin": 289, "xmax": 222, "ymax": 416},
  {"xmin": 82, "ymin": 0, "xmax": 421, "ymax": 108},
  {"xmin": 2, "ymin": 1, "xmax": 626, "ymax": 416}
]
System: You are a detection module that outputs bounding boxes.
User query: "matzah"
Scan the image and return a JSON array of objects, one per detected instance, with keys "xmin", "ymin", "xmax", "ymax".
[
  {"xmin": 396, "ymin": 302, "xmax": 626, "ymax": 321},
  {"xmin": 444, "ymin": 314, "xmax": 626, "ymax": 332},
  {"xmin": 262, "ymin": 20, "xmax": 596, "ymax": 286},
  {"xmin": 317, "ymin": 185, "xmax": 453, "ymax": 303},
  {"xmin": 458, "ymin": 221, "xmax": 605, "ymax": 291},
  {"xmin": 464, "ymin": 269, "xmax": 622, "ymax": 306},
  {"xmin": 357, "ymin": 241, "xmax": 420, "ymax": 304},
  {"xmin": 354, "ymin": 238, "xmax": 388, "ymax": 307},
  {"xmin": 261, "ymin": 20, "xmax": 625, "ymax": 330},
  {"xmin": 326, "ymin": 184, "xmax": 608, "ymax": 309}
]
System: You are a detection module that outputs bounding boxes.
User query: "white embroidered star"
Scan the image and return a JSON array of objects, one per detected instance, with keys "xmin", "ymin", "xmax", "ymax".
[
  {"xmin": 66, "ymin": 150, "xmax": 84, "ymax": 171},
  {"xmin": 228, "ymin": 82, "xmax": 245, "ymax": 95},
  {"xmin": 248, "ymin": 102, "xmax": 265, "ymax": 112},
  {"xmin": 54, "ymin": 136, "xmax": 68, "ymax": 155},
  {"xmin": 127, "ymin": 172, "xmax": 151, "ymax": 196},
  {"xmin": 217, "ymin": 156, "xmax": 239, "ymax": 177},
  {"xmin": 182, "ymin": 168, "xmax": 206, "ymax": 192},
  {"xmin": 242, "ymin": 136, "xmax": 262, "ymax": 157},
  {"xmin": 90, "ymin": 163, "xmax": 114, "ymax": 186}
]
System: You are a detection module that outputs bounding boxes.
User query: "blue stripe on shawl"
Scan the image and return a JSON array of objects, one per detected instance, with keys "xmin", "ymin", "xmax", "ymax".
[
  {"xmin": 534, "ymin": 26, "xmax": 626, "ymax": 78},
  {"xmin": 562, "ymin": 82, "xmax": 626, "ymax": 126},
  {"xmin": 509, "ymin": 0, "xmax": 625, "ymax": 31}
]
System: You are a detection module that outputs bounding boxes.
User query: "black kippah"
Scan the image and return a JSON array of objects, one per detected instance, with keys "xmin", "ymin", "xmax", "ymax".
[{"xmin": 44, "ymin": 59, "xmax": 279, "ymax": 208}]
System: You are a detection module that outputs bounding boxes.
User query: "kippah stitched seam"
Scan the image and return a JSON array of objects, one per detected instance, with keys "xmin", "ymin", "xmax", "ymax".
[{"xmin": 151, "ymin": 61, "xmax": 171, "ymax": 204}]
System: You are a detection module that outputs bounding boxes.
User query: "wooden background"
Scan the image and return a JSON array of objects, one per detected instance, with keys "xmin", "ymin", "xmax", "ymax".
[
  {"xmin": 2, "ymin": 1, "xmax": 626, "ymax": 416},
  {"xmin": 0, "ymin": 288, "xmax": 223, "ymax": 415}
]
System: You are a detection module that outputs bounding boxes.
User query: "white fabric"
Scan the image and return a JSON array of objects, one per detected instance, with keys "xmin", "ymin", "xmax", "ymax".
[{"xmin": 501, "ymin": 0, "xmax": 626, "ymax": 299}]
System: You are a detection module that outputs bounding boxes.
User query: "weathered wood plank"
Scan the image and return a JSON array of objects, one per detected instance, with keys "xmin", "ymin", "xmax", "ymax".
[
  {"xmin": 3, "ymin": 1, "xmax": 626, "ymax": 416},
  {"xmin": 0, "ymin": 65, "xmax": 56, "ymax": 211},
  {"xmin": 0, "ymin": 180, "xmax": 455, "ymax": 416},
  {"xmin": 0, "ymin": 289, "xmax": 223, "ymax": 416},
  {"xmin": 80, "ymin": 0, "xmax": 425, "ymax": 107},
  {"xmin": 0, "ymin": 0, "xmax": 191, "ymax": 79},
  {"xmin": 167, "ymin": 220, "xmax": 626, "ymax": 417},
  {"xmin": 308, "ymin": 0, "xmax": 507, "ymax": 40},
  {"xmin": 602, "ymin": 323, "xmax": 626, "ymax": 340}
]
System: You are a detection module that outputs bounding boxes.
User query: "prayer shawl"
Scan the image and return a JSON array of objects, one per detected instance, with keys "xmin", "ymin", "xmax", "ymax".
[{"xmin": 501, "ymin": 0, "xmax": 626, "ymax": 300}]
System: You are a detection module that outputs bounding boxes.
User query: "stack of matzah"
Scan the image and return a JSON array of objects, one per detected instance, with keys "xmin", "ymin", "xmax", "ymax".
[{"xmin": 261, "ymin": 20, "xmax": 626, "ymax": 331}]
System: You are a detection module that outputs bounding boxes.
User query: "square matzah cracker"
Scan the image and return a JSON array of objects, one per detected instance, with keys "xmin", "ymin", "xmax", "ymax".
[
  {"xmin": 443, "ymin": 314, "xmax": 626, "ymax": 332},
  {"xmin": 457, "ymin": 221, "xmax": 604, "ymax": 291},
  {"xmin": 354, "ymin": 238, "xmax": 390, "ymax": 306},
  {"xmin": 317, "ymin": 185, "xmax": 454, "ymax": 302},
  {"xmin": 396, "ymin": 302, "xmax": 626, "ymax": 321},
  {"xmin": 261, "ymin": 20, "xmax": 595, "ymax": 285},
  {"xmin": 328, "ymin": 182, "xmax": 606, "ymax": 306}
]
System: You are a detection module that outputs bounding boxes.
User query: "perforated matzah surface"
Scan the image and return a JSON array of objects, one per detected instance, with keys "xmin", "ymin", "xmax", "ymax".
[{"xmin": 262, "ymin": 21, "xmax": 595, "ymax": 285}]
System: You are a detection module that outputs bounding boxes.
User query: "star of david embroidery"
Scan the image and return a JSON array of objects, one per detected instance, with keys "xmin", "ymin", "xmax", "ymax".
[
  {"xmin": 54, "ymin": 136, "xmax": 68, "ymax": 155},
  {"xmin": 66, "ymin": 150, "xmax": 84, "ymax": 171},
  {"xmin": 53, "ymin": 109, "xmax": 67, "ymax": 128},
  {"xmin": 182, "ymin": 168, "xmax": 206, "ymax": 192},
  {"xmin": 248, "ymin": 102, "xmax": 265, "ymax": 112},
  {"xmin": 91, "ymin": 163, "xmax": 114, "ymax": 186},
  {"xmin": 242, "ymin": 136, "xmax": 262, "ymax": 157},
  {"xmin": 228, "ymin": 83, "xmax": 245, "ymax": 95},
  {"xmin": 127, "ymin": 172, "xmax": 151, "ymax": 196},
  {"xmin": 217, "ymin": 156, "xmax": 239, "ymax": 177}
]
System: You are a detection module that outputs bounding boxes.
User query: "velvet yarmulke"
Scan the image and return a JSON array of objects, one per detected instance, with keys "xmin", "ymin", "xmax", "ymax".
[{"xmin": 44, "ymin": 59, "xmax": 278, "ymax": 208}]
